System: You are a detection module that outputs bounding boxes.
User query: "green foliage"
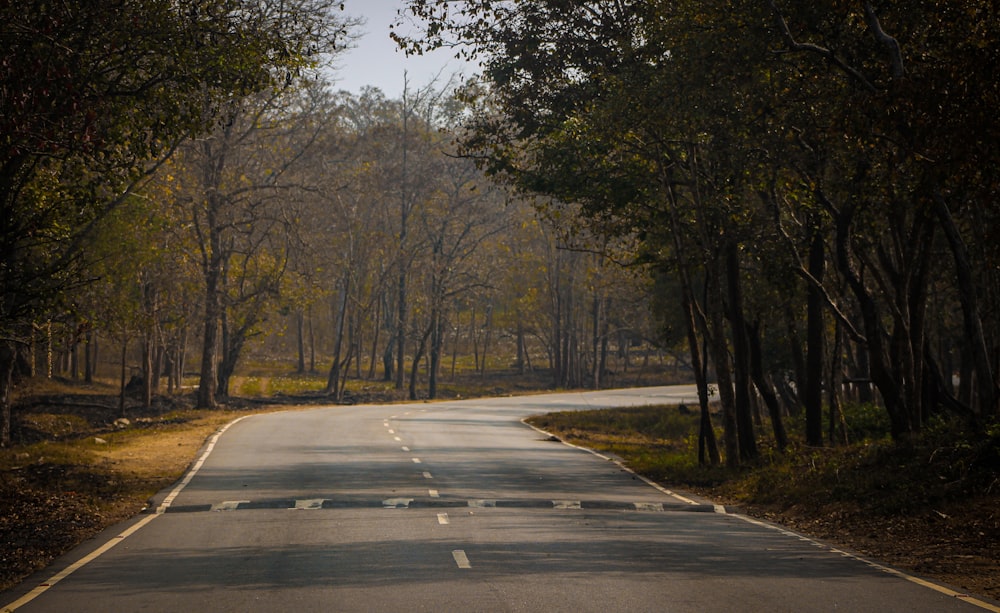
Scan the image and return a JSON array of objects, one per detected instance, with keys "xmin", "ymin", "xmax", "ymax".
[{"xmin": 842, "ymin": 402, "xmax": 892, "ymax": 442}]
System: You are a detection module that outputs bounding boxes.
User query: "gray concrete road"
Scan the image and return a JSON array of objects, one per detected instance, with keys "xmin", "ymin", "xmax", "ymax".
[{"xmin": 4, "ymin": 386, "xmax": 997, "ymax": 612}]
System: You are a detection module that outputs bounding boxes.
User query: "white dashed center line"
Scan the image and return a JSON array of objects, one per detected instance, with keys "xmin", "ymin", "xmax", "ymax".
[
  {"xmin": 437, "ymin": 512, "xmax": 449, "ymax": 524},
  {"xmin": 412, "ymin": 458, "xmax": 422, "ymax": 464},
  {"xmin": 423, "ymin": 471, "xmax": 433, "ymax": 479},
  {"xmin": 401, "ymin": 446, "xmax": 410, "ymax": 452},
  {"xmin": 429, "ymin": 489, "xmax": 440, "ymax": 498}
]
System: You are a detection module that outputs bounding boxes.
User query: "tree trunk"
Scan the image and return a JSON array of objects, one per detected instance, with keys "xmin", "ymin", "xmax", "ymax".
[
  {"xmin": 84, "ymin": 328, "xmax": 94, "ymax": 383},
  {"xmin": 395, "ymin": 270, "xmax": 406, "ymax": 391},
  {"xmin": 664, "ymin": 180, "xmax": 719, "ymax": 465},
  {"xmin": 428, "ymin": 307, "xmax": 443, "ymax": 399},
  {"xmin": 933, "ymin": 193, "xmax": 997, "ymax": 419},
  {"xmin": 382, "ymin": 337, "xmax": 394, "ymax": 383},
  {"xmin": 591, "ymin": 292, "xmax": 601, "ymax": 389},
  {"xmin": 828, "ymin": 320, "xmax": 848, "ymax": 445},
  {"xmin": 747, "ymin": 321, "xmax": 789, "ymax": 451},
  {"xmin": 480, "ymin": 303, "xmax": 493, "ymax": 377},
  {"xmin": 309, "ymin": 308, "xmax": 317, "ymax": 374},
  {"xmin": 177, "ymin": 325, "xmax": 187, "ymax": 394},
  {"xmin": 119, "ymin": 337, "xmax": 128, "ymax": 416},
  {"xmin": 706, "ymin": 257, "xmax": 740, "ymax": 467},
  {"xmin": 681, "ymin": 278, "xmax": 721, "ymax": 466},
  {"xmin": 726, "ymin": 242, "xmax": 757, "ymax": 460},
  {"xmin": 197, "ymin": 237, "xmax": 222, "ymax": 408},
  {"xmin": 833, "ymin": 203, "xmax": 909, "ymax": 439},
  {"xmin": 296, "ymin": 310, "xmax": 306, "ymax": 374},
  {"xmin": 408, "ymin": 324, "xmax": 432, "ymax": 401},
  {"xmin": 805, "ymin": 225, "xmax": 825, "ymax": 446},
  {"xmin": 142, "ymin": 334, "xmax": 153, "ymax": 408},
  {"xmin": 368, "ymin": 301, "xmax": 380, "ymax": 380},
  {"xmin": 0, "ymin": 341, "xmax": 15, "ymax": 448},
  {"xmin": 326, "ymin": 280, "xmax": 350, "ymax": 396},
  {"xmin": 516, "ymin": 318, "xmax": 526, "ymax": 374},
  {"xmin": 782, "ymin": 304, "xmax": 806, "ymax": 414},
  {"xmin": 70, "ymin": 329, "xmax": 79, "ymax": 380}
]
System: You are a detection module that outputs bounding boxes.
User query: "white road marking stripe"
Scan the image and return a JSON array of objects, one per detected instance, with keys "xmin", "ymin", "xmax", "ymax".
[
  {"xmin": 211, "ymin": 500, "xmax": 249, "ymax": 512},
  {"xmin": 401, "ymin": 446, "xmax": 410, "ymax": 452},
  {"xmin": 388, "ymin": 429, "xmax": 395, "ymax": 434},
  {"xmin": 294, "ymin": 499, "xmax": 326, "ymax": 510},
  {"xmin": 634, "ymin": 502, "xmax": 664, "ymax": 512},
  {"xmin": 552, "ymin": 500, "xmax": 581, "ymax": 510},
  {"xmin": 437, "ymin": 513, "xmax": 449, "ymax": 524},
  {"xmin": 429, "ymin": 489, "xmax": 440, "ymax": 498},
  {"xmin": 423, "ymin": 471, "xmax": 433, "ymax": 479},
  {"xmin": 412, "ymin": 458, "xmax": 422, "ymax": 463},
  {"xmin": 468, "ymin": 499, "xmax": 496, "ymax": 507},
  {"xmin": 394, "ymin": 436, "xmax": 402, "ymax": 442},
  {"xmin": 452, "ymin": 550, "xmax": 471, "ymax": 568}
]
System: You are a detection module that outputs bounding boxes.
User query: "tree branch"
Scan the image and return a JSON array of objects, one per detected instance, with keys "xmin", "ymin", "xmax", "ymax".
[
  {"xmin": 862, "ymin": 1, "xmax": 905, "ymax": 78},
  {"xmin": 766, "ymin": 0, "xmax": 878, "ymax": 93}
]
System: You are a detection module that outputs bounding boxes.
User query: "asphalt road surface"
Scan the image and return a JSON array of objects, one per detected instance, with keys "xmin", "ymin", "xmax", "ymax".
[{"xmin": 4, "ymin": 386, "xmax": 996, "ymax": 612}]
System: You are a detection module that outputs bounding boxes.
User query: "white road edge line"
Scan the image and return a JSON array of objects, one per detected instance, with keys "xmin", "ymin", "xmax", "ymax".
[
  {"xmin": 522, "ymin": 416, "xmax": 1000, "ymax": 609},
  {"xmin": 2, "ymin": 414, "xmax": 253, "ymax": 612},
  {"xmin": 735, "ymin": 515, "xmax": 1000, "ymax": 612},
  {"xmin": 521, "ymin": 418, "xmax": 700, "ymax": 507}
]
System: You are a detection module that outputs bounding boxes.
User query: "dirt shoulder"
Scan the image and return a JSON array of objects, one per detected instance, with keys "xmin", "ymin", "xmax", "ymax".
[{"xmin": 713, "ymin": 495, "xmax": 1000, "ymax": 602}]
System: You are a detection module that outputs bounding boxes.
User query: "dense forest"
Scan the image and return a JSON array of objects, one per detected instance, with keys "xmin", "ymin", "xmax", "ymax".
[{"xmin": 2, "ymin": 0, "xmax": 998, "ymax": 468}]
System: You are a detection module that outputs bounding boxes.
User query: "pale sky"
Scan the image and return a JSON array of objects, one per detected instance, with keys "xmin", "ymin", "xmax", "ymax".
[{"xmin": 330, "ymin": 1, "xmax": 478, "ymax": 98}]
